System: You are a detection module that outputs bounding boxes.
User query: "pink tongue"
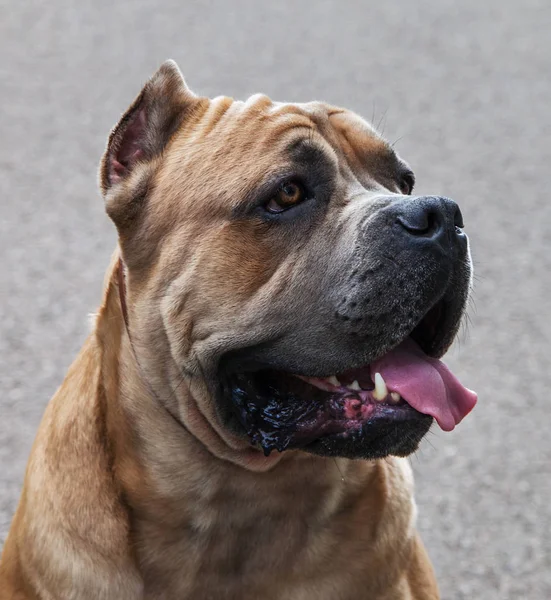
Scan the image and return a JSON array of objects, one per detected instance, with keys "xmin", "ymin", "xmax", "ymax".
[{"xmin": 370, "ymin": 339, "xmax": 477, "ymax": 431}]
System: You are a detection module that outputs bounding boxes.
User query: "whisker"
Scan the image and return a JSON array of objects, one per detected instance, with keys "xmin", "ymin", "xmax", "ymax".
[
  {"xmin": 376, "ymin": 106, "xmax": 389, "ymax": 133},
  {"xmin": 333, "ymin": 458, "xmax": 345, "ymax": 482}
]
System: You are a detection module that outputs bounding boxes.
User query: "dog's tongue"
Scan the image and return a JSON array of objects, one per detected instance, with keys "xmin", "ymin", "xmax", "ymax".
[{"xmin": 370, "ymin": 339, "xmax": 477, "ymax": 431}]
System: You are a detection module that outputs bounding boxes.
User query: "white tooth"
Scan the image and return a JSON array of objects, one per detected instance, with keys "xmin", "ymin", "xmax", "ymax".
[
  {"xmin": 390, "ymin": 392, "xmax": 401, "ymax": 404},
  {"xmin": 373, "ymin": 373, "xmax": 388, "ymax": 401},
  {"xmin": 349, "ymin": 380, "xmax": 361, "ymax": 391},
  {"xmin": 327, "ymin": 376, "xmax": 340, "ymax": 387}
]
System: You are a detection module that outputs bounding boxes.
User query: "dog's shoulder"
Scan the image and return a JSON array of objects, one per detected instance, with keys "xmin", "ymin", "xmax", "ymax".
[{"xmin": 0, "ymin": 336, "xmax": 143, "ymax": 599}]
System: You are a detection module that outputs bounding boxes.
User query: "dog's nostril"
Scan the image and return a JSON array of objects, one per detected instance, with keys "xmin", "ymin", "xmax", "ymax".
[
  {"xmin": 454, "ymin": 207, "xmax": 464, "ymax": 230},
  {"xmin": 396, "ymin": 209, "xmax": 439, "ymax": 237}
]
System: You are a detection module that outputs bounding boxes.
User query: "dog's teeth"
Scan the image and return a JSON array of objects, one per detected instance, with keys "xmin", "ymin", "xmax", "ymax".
[
  {"xmin": 373, "ymin": 373, "xmax": 388, "ymax": 401},
  {"xmin": 389, "ymin": 392, "xmax": 401, "ymax": 404},
  {"xmin": 327, "ymin": 376, "xmax": 341, "ymax": 387},
  {"xmin": 348, "ymin": 380, "xmax": 361, "ymax": 391}
]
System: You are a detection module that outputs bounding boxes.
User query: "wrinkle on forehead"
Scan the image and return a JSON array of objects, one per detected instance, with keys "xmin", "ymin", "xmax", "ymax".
[
  {"xmin": 181, "ymin": 95, "xmax": 319, "ymax": 150},
  {"xmin": 157, "ymin": 95, "xmax": 400, "ymax": 220},
  {"xmin": 255, "ymin": 99, "xmax": 398, "ymax": 190}
]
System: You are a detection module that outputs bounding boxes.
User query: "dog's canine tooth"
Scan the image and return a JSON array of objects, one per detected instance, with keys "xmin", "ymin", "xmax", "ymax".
[
  {"xmin": 373, "ymin": 373, "xmax": 388, "ymax": 401},
  {"xmin": 327, "ymin": 376, "xmax": 340, "ymax": 387},
  {"xmin": 348, "ymin": 380, "xmax": 361, "ymax": 391},
  {"xmin": 389, "ymin": 392, "xmax": 401, "ymax": 404}
]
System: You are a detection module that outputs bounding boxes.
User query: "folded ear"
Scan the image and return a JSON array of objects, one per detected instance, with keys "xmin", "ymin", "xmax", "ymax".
[{"xmin": 99, "ymin": 60, "xmax": 197, "ymax": 195}]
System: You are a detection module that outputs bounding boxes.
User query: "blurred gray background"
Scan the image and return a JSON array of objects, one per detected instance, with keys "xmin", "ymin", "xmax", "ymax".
[{"xmin": 1, "ymin": 0, "xmax": 549, "ymax": 597}]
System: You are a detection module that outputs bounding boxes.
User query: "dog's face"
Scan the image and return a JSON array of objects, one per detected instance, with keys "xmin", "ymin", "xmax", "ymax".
[{"xmin": 101, "ymin": 61, "xmax": 476, "ymax": 466}]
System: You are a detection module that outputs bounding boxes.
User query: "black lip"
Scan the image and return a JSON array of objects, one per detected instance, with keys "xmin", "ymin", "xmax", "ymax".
[
  {"xmin": 303, "ymin": 411, "xmax": 433, "ymax": 460},
  {"xmin": 221, "ymin": 368, "xmax": 433, "ymax": 458}
]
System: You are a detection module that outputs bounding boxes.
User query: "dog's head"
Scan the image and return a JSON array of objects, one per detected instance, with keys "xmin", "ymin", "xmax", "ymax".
[{"xmin": 100, "ymin": 61, "xmax": 476, "ymax": 469}]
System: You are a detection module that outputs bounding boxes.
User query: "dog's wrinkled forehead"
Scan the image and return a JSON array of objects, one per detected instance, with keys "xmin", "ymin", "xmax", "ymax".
[{"xmin": 156, "ymin": 95, "xmax": 405, "ymax": 217}]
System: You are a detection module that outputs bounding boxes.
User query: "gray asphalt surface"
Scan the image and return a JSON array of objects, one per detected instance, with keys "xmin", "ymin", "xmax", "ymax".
[{"xmin": 1, "ymin": 1, "xmax": 550, "ymax": 598}]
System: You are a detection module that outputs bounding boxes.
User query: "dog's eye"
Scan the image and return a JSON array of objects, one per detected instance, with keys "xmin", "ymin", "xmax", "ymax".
[
  {"xmin": 400, "ymin": 172, "xmax": 415, "ymax": 195},
  {"xmin": 266, "ymin": 181, "xmax": 307, "ymax": 213}
]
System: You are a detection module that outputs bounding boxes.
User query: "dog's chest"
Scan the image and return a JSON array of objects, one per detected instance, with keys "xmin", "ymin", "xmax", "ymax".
[
  {"xmin": 135, "ymin": 488, "xmax": 325, "ymax": 598},
  {"xmin": 131, "ymin": 460, "xmax": 416, "ymax": 600}
]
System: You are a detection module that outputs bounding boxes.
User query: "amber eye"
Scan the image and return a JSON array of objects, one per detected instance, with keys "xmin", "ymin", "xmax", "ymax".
[
  {"xmin": 400, "ymin": 172, "xmax": 415, "ymax": 195},
  {"xmin": 265, "ymin": 181, "xmax": 307, "ymax": 213}
]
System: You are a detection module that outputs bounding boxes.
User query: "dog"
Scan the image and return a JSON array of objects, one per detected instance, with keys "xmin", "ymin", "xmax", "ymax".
[{"xmin": 0, "ymin": 60, "xmax": 477, "ymax": 599}]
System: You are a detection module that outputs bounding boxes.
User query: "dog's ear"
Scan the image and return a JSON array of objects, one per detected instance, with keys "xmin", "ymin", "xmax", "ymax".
[{"xmin": 99, "ymin": 60, "xmax": 197, "ymax": 196}]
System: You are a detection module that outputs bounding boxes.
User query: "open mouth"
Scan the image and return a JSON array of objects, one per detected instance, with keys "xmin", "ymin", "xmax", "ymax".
[{"xmin": 225, "ymin": 299, "xmax": 477, "ymax": 457}]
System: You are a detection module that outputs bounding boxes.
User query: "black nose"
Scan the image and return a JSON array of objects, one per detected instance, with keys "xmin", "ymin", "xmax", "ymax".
[{"xmin": 394, "ymin": 196, "xmax": 464, "ymax": 251}]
